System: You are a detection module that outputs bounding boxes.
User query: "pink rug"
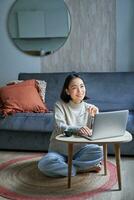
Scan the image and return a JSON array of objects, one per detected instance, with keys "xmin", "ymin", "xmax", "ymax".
[{"xmin": 0, "ymin": 153, "xmax": 117, "ymax": 200}]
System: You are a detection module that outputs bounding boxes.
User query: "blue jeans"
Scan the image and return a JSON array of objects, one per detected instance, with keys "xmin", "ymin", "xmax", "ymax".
[{"xmin": 38, "ymin": 144, "xmax": 103, "ymax": 177}]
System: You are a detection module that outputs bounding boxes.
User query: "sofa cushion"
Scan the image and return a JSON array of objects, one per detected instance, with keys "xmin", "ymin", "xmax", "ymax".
[
  {"xmin": 0, "ymin": 80, "xmax": 48, "ymax": 116},
  {"xmin": 0, "ymin": 112, "xmax": 54, "ymax": 132},
  {"xmin": 80, "ymin": 72, "xmax": 134, "ymax": 111},
  {"xmin": 18, "ymin": 72, "xmax": 134, "ymax": 111}
]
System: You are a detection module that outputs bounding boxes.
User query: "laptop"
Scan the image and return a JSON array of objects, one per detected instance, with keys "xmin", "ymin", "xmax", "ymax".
[{"xmin": 82, "ymin": 110, "xmax": 129, "ymax": 140}]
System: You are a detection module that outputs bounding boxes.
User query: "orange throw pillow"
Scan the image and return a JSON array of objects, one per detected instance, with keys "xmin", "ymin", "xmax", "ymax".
[
  {"xmin": 0, "ymin": 80, "xmax": 48, "ymax": 116},
  {"xmin": 7, "ymin": 79, "xmax": 47, "ymax": 103}
]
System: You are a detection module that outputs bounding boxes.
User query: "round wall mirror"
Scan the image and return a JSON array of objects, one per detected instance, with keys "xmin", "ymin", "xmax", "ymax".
[{"xmin": 7, "ymin": 0, "xmax": 71, "ymax": 56}]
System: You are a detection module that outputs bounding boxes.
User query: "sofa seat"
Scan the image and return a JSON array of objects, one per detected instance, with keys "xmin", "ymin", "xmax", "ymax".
[
  {"xmin": 0, "ymin": 112, "xmax": 54, "ymax": 132},
  {"xmin": 127, "ymin": 111, "xmax": 134, "ymax": 134}
]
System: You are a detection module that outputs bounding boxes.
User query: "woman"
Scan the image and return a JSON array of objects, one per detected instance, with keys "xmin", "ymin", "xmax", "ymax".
[{"xmin": 38, "ymin": 72, "xmax": 103, "ymax": 177}]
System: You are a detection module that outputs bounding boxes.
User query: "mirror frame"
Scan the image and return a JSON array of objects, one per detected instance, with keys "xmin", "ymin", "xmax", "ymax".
[{"xmin": 7, "ymin": 0, "xmax": 71, "ymax": 56}]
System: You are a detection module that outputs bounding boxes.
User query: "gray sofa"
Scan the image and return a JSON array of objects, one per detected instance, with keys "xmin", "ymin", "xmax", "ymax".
[{"xmin": 0, "ymin": 72, "xmax": 133, "ymax": 155}]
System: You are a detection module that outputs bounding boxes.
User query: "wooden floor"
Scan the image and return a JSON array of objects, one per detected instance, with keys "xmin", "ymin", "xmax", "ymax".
[
  {"xmin": 97, "ymin": 156, "xmax": 134, "ymax": 200},
  {"xmin": 0, "ymin": 151, "xmax": 134, "ymax": 200}
]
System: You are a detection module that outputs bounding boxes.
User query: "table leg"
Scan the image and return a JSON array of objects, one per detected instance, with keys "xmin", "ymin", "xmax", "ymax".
[
  {"xmin": 68, "ymin": 143, "xmax": 73, "ymax": 188},
  {"xmin": 114, "ymin": 143, "xmax": 121, "ymax": 190},
  {"xmin": 103, "ymin": 144, "xmax": 107, "ymax": 175}
]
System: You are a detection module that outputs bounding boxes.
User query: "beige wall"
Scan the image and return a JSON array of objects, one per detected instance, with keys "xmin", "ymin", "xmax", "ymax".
[{"xmin": 41, "ymin": 0, "xmax": 116, "ymax": 72}]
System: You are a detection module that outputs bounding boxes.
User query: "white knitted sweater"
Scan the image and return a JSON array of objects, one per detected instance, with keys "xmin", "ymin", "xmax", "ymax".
[{"xmin": 49, "ymin": 100, "xmax": 95, "ymax": 155}]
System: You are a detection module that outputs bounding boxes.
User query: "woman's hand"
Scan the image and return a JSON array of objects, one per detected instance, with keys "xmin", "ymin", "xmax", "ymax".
[
  {"xmin": 78, "ymin": 126, "xmax": 92, "ymax": 137},
  {"xmin": 87, "ymin": 105, "xmax": 99, "ymax": 117}
]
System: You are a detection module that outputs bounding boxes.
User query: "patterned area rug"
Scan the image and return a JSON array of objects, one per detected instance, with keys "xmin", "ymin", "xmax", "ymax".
[{"xmin": 0, "ymin": 153, "xmax": 117, "ymax": 200}]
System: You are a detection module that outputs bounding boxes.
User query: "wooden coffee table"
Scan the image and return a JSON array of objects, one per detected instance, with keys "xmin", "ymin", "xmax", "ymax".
[{"xmin": 56, "ymin": 131, "xmax": 132, "ymax": 190}]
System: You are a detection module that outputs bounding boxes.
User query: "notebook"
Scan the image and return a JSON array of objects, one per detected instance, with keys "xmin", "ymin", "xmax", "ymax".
[{"xmin": 82, "ymin": 110, "xmax": 129, "ymax": 140}]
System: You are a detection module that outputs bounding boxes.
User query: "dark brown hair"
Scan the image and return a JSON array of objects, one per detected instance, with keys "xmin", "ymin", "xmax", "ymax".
[{"xmin": 60, "ymin": 72, "xmax": 88, "ymax": 103}]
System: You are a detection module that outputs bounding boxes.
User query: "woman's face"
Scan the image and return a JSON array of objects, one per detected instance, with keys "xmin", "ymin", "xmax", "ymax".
[{"xmin": 66, "ymin": 77, "xmax": 86, "ymax": 103}]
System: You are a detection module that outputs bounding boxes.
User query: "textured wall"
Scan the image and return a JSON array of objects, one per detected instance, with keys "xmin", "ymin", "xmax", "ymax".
[
  {"xmin": 116, "ymin": 0, "xmax": 134, "ymax": 71},
  {"xmin": 41, "ymin": 0, "xmax": 116, "ymax": 72}
]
